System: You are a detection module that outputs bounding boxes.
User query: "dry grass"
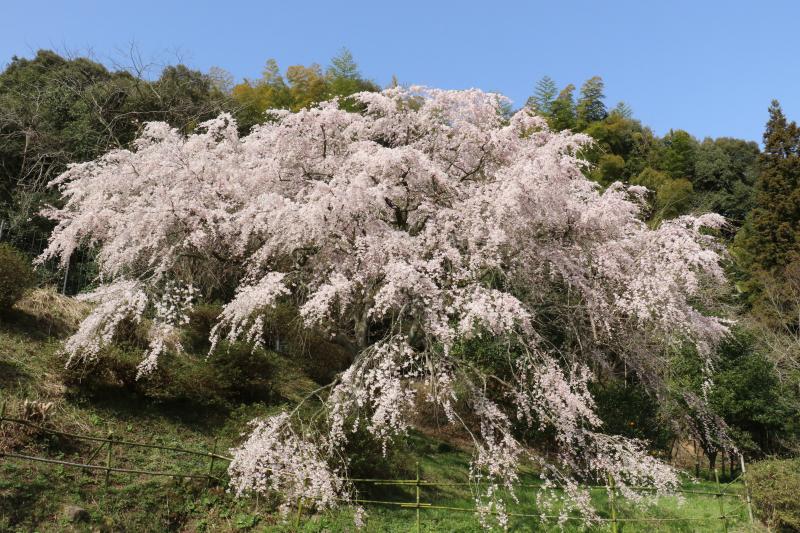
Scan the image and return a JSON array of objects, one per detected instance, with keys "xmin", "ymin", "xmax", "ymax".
[{"xmin": 13, "ymin": 286, "xmax": 90, "ymax": 334}]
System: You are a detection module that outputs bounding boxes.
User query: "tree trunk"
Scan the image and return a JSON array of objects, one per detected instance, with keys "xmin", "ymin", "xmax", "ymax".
[
  {"xmin": 354, "ymin": 306, "xmax": 369, "ymax": 349},
  {"xmin": 708, "ymin": 450, "xmax": 717, "ymax": 475}
]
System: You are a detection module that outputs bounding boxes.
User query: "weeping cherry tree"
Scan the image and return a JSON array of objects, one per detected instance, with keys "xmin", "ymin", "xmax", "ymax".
[{"xmin": 39, "ymin": 87, "xmax": 729, "ymax": 527}]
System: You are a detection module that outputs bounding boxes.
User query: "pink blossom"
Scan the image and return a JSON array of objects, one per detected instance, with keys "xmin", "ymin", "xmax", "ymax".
[{"xmin": 40, "ymin": 86, "xmax": 730, "ymax": 526}]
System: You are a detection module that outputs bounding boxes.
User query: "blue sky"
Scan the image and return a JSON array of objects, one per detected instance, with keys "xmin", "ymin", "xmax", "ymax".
[{"xmin": 2, "ymin": 0, "xmax": 798, "ymax": 142}]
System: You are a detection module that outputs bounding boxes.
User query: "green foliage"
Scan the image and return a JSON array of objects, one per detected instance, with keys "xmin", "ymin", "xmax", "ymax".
[
  {"xmin": 655, "ymin": 177, "xmax": 694, "ymax": 220},
  {"xmin": 633, "ymin": 166, "xmax": 669, "ymax": 191},
  {"xmin": 610, "ymin": 101, "xmax": 633, "ymax": 119},
  {"xmin": 658, "ymin": 129, "xmax": 698, "ymax": 181},
  {"xmin": 548, "ymin": 83, "xmax": 576, "ymax": 130},
  {"xmin": 694, "ymin": 137, "xmax": 759, "ymax": 192},
  {"xmin": 631, "ymin": 167, "xmax": 694, "ymax": 221},
  {"xmin": 733, "ymin": 101, "xmax": 800, "ymax": 327},
  {"xmin": 0, "ymin": 243, "xmax": 34, "ymax": 311},
  {"xmin": 669, "ymin": 328, "xmax": 794, "ymax": 457},
  {"xmin": 593, "ymin": 153, "xmax": 625, "ymax": 185},
  {"xmin": 591, "ymin": 380, "xmax": 673, "ymax": 451},
  {"xmin": 528, "ymin": 76, "xmax": 763, "ymax": 239},
  {"xmin": 711, "ymin": 330, "xmax": 796, "ymax": 455},
  {"xmin": 182, "ymin": 302, "xmax": 223, "ymax": 353},
  {"xmin": 0, "ymin": 50, "xmax": 231, "ymax": 199},
  {"xmin": 748, "ymin": 458, "xmax": 800, "ymax": 531},
  {"xmin": 576, "ymin": 76, "xmax": 607, "ymax": 126},
  {"xmin": 231, "ymin": 49, "xmax": 379, "ymax": 132},
  {"xmin": 527, "ymin": 75, "xmax": 558, "ymax": 115},
  {"xmin": 736, "ymin": 101, "xmax": 800, "ymax": 274},
  {"xmin": 63, "ymin": 337, "xmax": 277, "ymax": 408},
  {"xmin": 0, "ymin": 50, "xmax": 234, "ymax": 295}
]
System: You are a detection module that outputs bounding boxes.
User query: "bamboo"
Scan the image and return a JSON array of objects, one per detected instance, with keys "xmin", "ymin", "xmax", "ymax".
[
  {"xmin": 344, "ymin": 498, "xmax": 727, "ymax": 522},
  {"xmin": 608, "ymin": 473, "xmax": 619, "ymax": 533},
  {"xmin": 359, "ymin": 479, "xmax": 740, "ymax": 496},
  {"xmin": 0, "ymin": 413, "xmax": 751, "ymax": 532},
  {"xmin": 295, "ymin": 497, "xmax": 304, "ymax": 529},
  {"xmin": 1, "ymin": 451, "xmax": 213, "ymax": 478},
  {"xmin": 105, "ymin": 431, "xmax": 113, "ymax": 492},
  {"xmin": 415, "ymin": 461, "xmax": 421, "ymax": 533},
  {"xmin": 207, "ymin": 438, "xmax": 218, "ymax": 488},
  {"xmin": 83, "ymin": 440, "xmax": 107, "ymax": 473},
  {"xmin": 695, "ymin": 440, "xmax": 701, "ymax": 478}
]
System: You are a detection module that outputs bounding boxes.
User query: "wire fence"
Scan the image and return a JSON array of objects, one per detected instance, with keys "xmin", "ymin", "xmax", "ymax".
[
  {"xmin": 345, "ymin": 464, "xmax": 755, "ymax": 533},
  {"xmin": 0, "ymin": 405, "xmax": 758, "ymax": 532},
  {"xmin": 0, "ymin": 404, "xmax": 230, "ymax": 489}
]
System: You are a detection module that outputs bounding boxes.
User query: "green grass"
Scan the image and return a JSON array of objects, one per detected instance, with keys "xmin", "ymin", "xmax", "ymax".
[
  {"xmin": 0, "ymin": 307, "xmax": 761, "ymax": 532},
  {"xmin": 283, "ymin": 443, "xmax": 754, "ymax": 533}
]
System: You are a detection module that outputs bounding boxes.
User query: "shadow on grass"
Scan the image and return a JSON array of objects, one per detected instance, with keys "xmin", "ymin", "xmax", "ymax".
[
  {"xmin": 65, "ymin": 383, "xmax": 232, "ymax": 436},
  {"xmin": 0, "ymin": 308, "xmax": 64, "ymax": 342},
  {"xmin": 0, "ymin": 359, "xmax": 29, "ymax": 391}
]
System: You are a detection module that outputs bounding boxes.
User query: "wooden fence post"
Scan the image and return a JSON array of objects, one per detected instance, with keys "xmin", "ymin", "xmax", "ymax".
[
  {"xmin": 714, "ymin": 468, "xmax": 728, "ymax": 533},
  {"xmin": 739, "ymin": 455, "xmax": 755, "ymax": 531},
  {"xmin": 207, "ymin": 438, "xmax": 218, "ymax": 487},
  {"xmin": 608, "ymin": 473, "xmax": 618, "ymax": 533},
  {"xmin": 416, "ymin": 461, "xmax": 421, "ymax": 533},
  {"xmin": 0, "ymin": 401, "xmax": 5, "ymax": 455},
  {"xmin": 105, "ymin": 431, "xmax": 113, "ymax": 492},
  {"xmin": 294, "ymin": 497, "xmax": 305, "ymax": 530}
]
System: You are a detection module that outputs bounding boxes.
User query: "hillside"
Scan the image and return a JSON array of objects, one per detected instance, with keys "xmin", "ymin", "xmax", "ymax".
[{"xmin": 0, "ymin": 290, "xmax": 757, "ymax": 532}]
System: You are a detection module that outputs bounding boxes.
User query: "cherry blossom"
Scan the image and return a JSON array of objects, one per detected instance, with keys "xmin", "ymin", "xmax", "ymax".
[{"xmin": 40, "ymin": 86, "xmax": 729, "ymax": 527}]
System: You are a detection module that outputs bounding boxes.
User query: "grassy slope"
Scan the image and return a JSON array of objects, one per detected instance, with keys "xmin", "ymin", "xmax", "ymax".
[{"xmin": 0, "ymin": 300, "xmax": 756, "ymax": 532}]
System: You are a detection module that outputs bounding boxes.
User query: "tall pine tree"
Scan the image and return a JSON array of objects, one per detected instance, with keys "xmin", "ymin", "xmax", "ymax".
[
  {"xmin": 742, "ymin": 101, "xmax": 800, "ymax": 272},
  {"xmin": 576, "ymin": 76, "xmax": 607, "ymax": 126},
  {"xmin": 734, "ymin": 101, "xmax": 800, "ymax": 325},
  {"xmin": 527, "ymin": 76, "xmax": 558, "ymax": 115},
  {"xmin": 549, "ymin": 84, "xmax": 577, "ymax": 131}
]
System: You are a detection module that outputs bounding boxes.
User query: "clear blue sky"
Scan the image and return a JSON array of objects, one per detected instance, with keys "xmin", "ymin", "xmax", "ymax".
[{"xmin": 2, "ymin": 0, "xmax": 799, "ymax": 142}]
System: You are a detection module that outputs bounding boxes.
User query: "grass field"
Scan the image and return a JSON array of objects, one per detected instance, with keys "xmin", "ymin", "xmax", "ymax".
[{"xmin": 0, "ymin": 299, "xmax": 760, "ymax": 532}]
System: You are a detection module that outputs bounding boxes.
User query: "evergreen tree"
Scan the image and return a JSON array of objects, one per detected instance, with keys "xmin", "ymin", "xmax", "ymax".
[
  {"xmin": 327, "ymin": 48, "xmax": 360, "ymax": 79},
  {"xmin": 611, "ymin": 101, "xmax": 633, "ymax": 119},
  {"xmin": 326, "ymin": 48, "xmax": 380, "ymax": 111},
  {"xmin": 549, "ymin": 83, "xmax": 576, "ymax": 130},
  {"xmin": 740, "ymin": 101, "xmax": 800, "ymax": 272},
  {"xmin": 526, "ymin": 75, "xmax": 558, "ymax": 115},
  {"xmin": 659, "ymin": 129, "xmax": 698, "ymax": 181},
  {"xmin": 576, "ymin": 76, "xmax": 607, "ymax": 125},
  {"xmin": 231, "ymin": 51, "xmax": 378, "ymax": 128}
]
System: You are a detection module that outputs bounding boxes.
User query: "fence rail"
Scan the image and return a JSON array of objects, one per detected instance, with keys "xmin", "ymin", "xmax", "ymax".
[
  {"xmin": 345, "ymin": 463, "xmax": 754, "ymax": 533},
  {"xmin": 0, "ymin": 403, "xmax": 231, "ymax": 490},
  {"xmin": 0, "ymin": 405, "xmax": 757, "ymax": 532}
]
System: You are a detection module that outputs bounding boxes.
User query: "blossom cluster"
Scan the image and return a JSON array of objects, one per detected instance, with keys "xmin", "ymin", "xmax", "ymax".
[{"xmin": 227, "ymin": 413, "xmax": 343, "ymax": 516}]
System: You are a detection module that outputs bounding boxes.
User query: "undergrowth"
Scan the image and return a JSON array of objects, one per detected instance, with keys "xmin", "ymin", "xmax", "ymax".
[{"xmin": 0, "ymin": 293, "xmax": 758, "ymax": 532}]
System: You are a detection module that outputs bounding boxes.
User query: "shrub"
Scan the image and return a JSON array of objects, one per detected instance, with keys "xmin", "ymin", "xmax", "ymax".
[
  {"xmin": 0, "ymin": 244, "xmax": 34, "ymax": 311},
  {"xmin": 181, "ymin": 302, "xmax": 222, "ymax": 353},
  {"xmin": 66, "ymin": 341, "xmax": 277, "ymax": 409},
  {"xmin": 591, "ymin": 379, "xmax": 673, "ymax": 452},
  {"xmin": 204, "ymin": 342, "xmax": 275, "ymax": 404},
  {"xmin": 748, "ymin": 457, "xmax": 800, "ymax": 531}
]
